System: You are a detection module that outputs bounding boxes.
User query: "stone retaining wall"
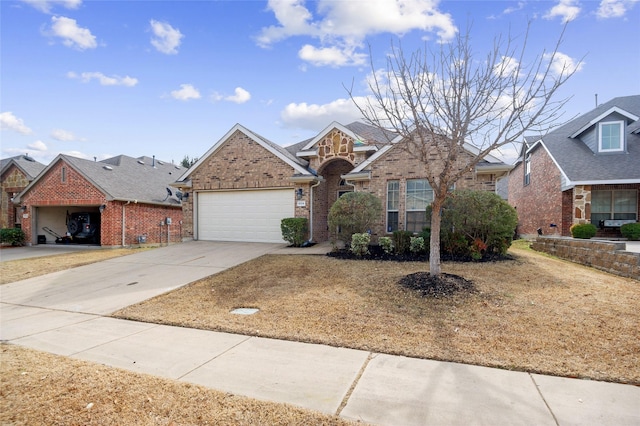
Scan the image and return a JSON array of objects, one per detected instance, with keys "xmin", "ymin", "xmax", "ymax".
[{"xmin": 531, "ymin": 237, "xmax": 639, "ymax": 280}]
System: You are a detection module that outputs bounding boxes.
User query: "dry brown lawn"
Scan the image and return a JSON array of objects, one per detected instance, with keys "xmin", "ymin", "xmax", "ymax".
[
  {"xmin": 114, "ymin": 241, "xmax": 640, "ymax": 385},
  {"xmin": 0, "ymin": 344, "xmax": 354, "ymax": 426},
  {"xmin": 0, "ymin": 247, "xmax": 141, "ymax": 285},
  {"xmin": 2, "ymin": 240, "xmax": 639, "ymax": 424}
]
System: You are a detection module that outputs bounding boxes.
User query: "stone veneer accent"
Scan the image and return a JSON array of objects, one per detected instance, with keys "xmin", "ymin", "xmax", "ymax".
[
  {"xmin": 572, "ymin": 185, "xmax": 591, "ymax": 225},
  {"xmin": 1, "ymin": 165, "xmax": 31, "ymax": 229},
  {"xmin": 532, "ymin": 236, "xmax": 639, "ymax": 280}
]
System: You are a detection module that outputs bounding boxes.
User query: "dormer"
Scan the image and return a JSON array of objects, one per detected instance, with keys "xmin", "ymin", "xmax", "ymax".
[{"xmin": 570, "ymin": 106, "xmax": 639, "ymax": 154}]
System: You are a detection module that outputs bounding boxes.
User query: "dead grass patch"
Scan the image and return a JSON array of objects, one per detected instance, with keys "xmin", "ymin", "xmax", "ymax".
[
  {"xmin": 0, "ymin": 248, "xmax": 145, "ymax": 285},
  {"xmin": 0, "ymin": 344, "xmax": 355, "ymax": 426},
  {"xmin": 115, "ymin": 243, "xmax": 640, "ymax": 384}
]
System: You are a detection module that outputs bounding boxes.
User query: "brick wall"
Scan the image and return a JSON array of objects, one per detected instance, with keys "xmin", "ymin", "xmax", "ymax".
[
  {"xmin": 182, "ymin": 130, "xmax": 298, "ymax": 240},
  {"xmin": 508, "ymin": 146, "xmax": 563, "ymax": 238},
  {"xmin": 532, "ymin": 236, "xmax": 639, "ymax": 280},
  {"xmin": 353, "ymin": 146, "xmax": 504, "ymax": 240},
  {"xmin": 100, "ymin": 201, "xmax": 183, "ymax": 247},
  {"xmin": 19, "ymin": 160, "xmax": 182, "ymax": 246},
  {"xmin": 1, "ymin": 165, "xmax": 31, "ymax": 229}
]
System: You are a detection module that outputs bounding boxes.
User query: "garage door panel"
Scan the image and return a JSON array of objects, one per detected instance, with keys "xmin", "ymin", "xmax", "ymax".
[{"xmin": 197, "ymin": 189, "xmax": 294, "ymax": 243}]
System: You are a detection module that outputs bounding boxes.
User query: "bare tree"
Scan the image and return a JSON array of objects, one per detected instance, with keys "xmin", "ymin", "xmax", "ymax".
[{"xmin": 348, "ymin": 22, "xmax": 580, "ymax": 277}]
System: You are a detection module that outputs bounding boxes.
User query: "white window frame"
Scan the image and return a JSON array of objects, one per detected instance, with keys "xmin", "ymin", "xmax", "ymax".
[
  {"xmin": 598, "ymin": 121, "xmax": 624, "ymax": 152},
  {"xmin": 524, "ymin": 155, "xmax": 531, "ymax": 186},
  {"xmin": 405, "ymin": 179, "xmax": 433, "ymax": 233},
  {"xmin": 386, "ymin": 180, "xmax": 399, "ymax": 233}
]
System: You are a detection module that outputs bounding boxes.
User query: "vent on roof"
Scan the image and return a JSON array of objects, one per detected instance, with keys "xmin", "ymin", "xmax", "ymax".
[
  {"xmin": 157, "ymin": 160, "xmax": 164, "ymax": 165},
  {"xmin": 137, "ymin": 160, "xmax": 145, "ymax": 165},
  {"xmin": 174, "ymin": 165, "xmax": 181, "ymax": 169},
  {"xmin": 103, "ymin": 165, "xmax": 113, "ymax": 171}
]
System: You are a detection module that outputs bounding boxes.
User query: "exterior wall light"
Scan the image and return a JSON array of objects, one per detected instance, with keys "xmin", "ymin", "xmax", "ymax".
[
  {"xmin": 99, "ymin": 204, "xmax": 106, "ymax": 213},
  {"xmin": 296, "ymin": 188, "xmax": 304, "ymax": 200}
]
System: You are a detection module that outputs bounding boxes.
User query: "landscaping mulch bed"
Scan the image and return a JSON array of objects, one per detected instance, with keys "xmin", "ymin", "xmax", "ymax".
[{"xmin": 399, "ymin": 272, "xmax": 476, "ymax": 298}]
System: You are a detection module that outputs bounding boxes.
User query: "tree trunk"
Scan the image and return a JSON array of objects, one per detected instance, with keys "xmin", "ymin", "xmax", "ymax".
[{"xmin": 429, "ymin": 197, "xmax": 443, "ymax": 276}]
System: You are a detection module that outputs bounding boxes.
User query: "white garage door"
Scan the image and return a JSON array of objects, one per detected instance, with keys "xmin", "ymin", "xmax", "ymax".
[{"xmin": 197, "ymin": 189, "xmax": 294, "ymax": 243}]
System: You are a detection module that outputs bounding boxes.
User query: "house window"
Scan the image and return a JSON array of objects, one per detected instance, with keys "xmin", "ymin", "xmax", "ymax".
[
  {"xmin": 61, "ymin": 166, "xmax": 67, "ymax": 183},
  {"xmin": 598, "ymin": 121, "xmax": 624, "ymax": 152},
  {"xmin": 524, "ymin": 155, "xmax": 531, "ymax": 186},
  {"xmin": 406, "ymin": 179, "xmax": 433, "ymax": 233},
  {"xmin": 386, "ymin": 180, "xmax": 399, "ymax": 232},
  {"xmin": 591, "ymin": 190, "xmax": 637, "ymax": 223}
]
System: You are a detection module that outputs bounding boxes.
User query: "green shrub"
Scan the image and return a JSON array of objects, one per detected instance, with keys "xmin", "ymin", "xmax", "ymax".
[
  {"xmin": 328, "ymin": 192, "xmax": 382, "ymax": 244},
  {"xmin": 392, "ymin": 230, "xmax": 413, "ymax": 255},
  {"xmin": 350, "ymin": 233, "xmax": 371, "ymax": 257},
  {"xmin": 570, "ymin": 223, "xmax": 597, "ymax": 239},
  {"xmin": 378, "ymin": 236, "xmax": 394, "ymax": 254},
  {"xmin": 620, "ymin": 222, "xmax": 640, "ymax": 240},
  {"xmin": 410, "ymin": 236, "xmax": 426, "ymax": 254},
  {"xmin": 427, "ymin": 189, "xmax": 518, "ymax": 257},
  {"xmin": 0, "ymin": 228, "xmax": 25, "ymax": 246},
  {"xmin": 280, "ymin": 217, "xmax": 308, "ymax": 247}
]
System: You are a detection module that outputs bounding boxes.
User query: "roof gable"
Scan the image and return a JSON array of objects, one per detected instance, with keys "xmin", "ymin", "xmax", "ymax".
[
  {"xmin": 1, "ymin": 155, "xmax": 46, "ymax": 180},
  {"xmin": 15, "ymin": 154, "xmax": 182, "ymax": 205},
  {"xmin": 178, "ymin": 124, "xmax": 311, "ymax": 182},
  {"xmin": 531, "ymin": 95, "xmax": 640, "ymax": 185},
  {"xmin": 299, "ymin": 121, "xmax": 393, "ymax": 153}
]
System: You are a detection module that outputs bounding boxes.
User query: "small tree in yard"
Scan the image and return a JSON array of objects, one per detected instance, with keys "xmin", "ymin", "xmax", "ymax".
[
  {"xmin": 348, "ymin": 22, "xmax": 579, "ymax": 278},
  {"xmin": 328, "ymin": 192, "xmax": 382, "ymax": 245}
]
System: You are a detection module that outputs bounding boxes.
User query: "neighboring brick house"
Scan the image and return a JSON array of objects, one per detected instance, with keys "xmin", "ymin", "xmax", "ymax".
[
  {"xmin": 173, "ymin": 121, "xmax": 512, "ymax": 243},
  {"xmin": 1, "ymin": 155, "xmax": 46, "ymax": 229},
  {"xmin": 13, "ymin": 154, "xmax": 183, "ymax": 246},
  {"xmin": 508, "ymin": 95, "xmax": 640, "ymax": 238}
]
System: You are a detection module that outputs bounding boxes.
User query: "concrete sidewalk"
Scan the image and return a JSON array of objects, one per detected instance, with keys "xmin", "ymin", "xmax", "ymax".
[
  {"xmin": 2, "ymin": 306, "xmax": 638, "ymax": 425},
  {"xmin": 2, "ymin": 241, "xmax": 638, "ymax": 425}
]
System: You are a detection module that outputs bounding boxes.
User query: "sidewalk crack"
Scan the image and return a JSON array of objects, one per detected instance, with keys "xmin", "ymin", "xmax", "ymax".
[
  {"xmin": 335, "ymin": 352, "xmax": 375, "ymax": 417},
  {"xmin": 529, "ymin": 373, "xmax": 560, "ymax": 426}
]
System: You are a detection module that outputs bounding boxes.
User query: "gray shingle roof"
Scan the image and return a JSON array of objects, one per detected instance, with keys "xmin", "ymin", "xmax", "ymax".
[
  {"xmin": 1, "ymin": 155, "xmax": 46, "ymax": 179},
  {"xmin": 539, "ymin": 95, "xmax": 640, "ymax": 183},
  {"xmin": 19, "ymin": 154, "xmax": 183, "ymax": 205}
]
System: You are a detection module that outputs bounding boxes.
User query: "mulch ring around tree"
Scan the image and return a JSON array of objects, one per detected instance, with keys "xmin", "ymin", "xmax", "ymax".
[{"xmin": 399, "ymin": 272, "xmax": 477, "ymax": 298}]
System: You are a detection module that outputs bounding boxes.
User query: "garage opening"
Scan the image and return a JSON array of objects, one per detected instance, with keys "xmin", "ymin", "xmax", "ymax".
[{"xmin": 36, "ymin": 206, "xmax": 101, "ymax": 245}]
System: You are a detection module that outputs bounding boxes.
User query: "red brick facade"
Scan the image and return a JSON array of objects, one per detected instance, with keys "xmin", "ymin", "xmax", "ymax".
[
  {"xmin": 19, "ymin": 159, "xmax": 182, "ymax": 246},
  {"xmin": 508, "ymin": 145, "xmax": 563, "ymax": 237}
]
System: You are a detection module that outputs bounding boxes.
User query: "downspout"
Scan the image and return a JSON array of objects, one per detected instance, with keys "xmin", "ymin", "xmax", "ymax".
[
  {"xmin": 308, "ymin": 179, "xmax": 322, "ymax": 243},
  {"xmin": 122, "ymin": 201, "xmax": 130, "ymax": 247}
]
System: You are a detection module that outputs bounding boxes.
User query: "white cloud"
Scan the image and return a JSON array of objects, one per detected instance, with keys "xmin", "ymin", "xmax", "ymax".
[
  {"xmin": 50, "ymin": 128, "xmax": 76, "ymax": 141},
  {"xmin": 597, "ymin": 0, "xmax": 639, "ymax": 18},
  {"xmin": 0, "ymin": 112, "xmax": 33, "ymax": 135},
  {"xmin": 150, "ymin": 20, "xmax": 183, "ymax": 54},
  {"xmin": 171, "ymin": 84, "xmax": 201, "ymax": 101},
  {"xmin": 544, "ymin": 0, "xmax": 581, "ymax": 23},
  {"xmin": 493, "ymin": 56, "xmax": 521, "ymax": 79},
  {"xmin": 544, "ymin": 51, "xmax": 585, "ymax": 77},
  {"xmin": 298, "ymin": 44, "xmax": 367, "ymax": 67},
  {"xmin": 67, "ymin": 71, "xmax": 138, "ymax": 86},
  {"xmin": 257, "ymin": 0, "xmax": 457, "ymax": 67},
  {"xmin": 48, "ymin": 16, "xmax": 97, "ymax": 50},
  {"xmin": 225, "ymin": 87, "xmax": 251, "ymax": 104},
  {"xmin": 28, "ymin": 140, "xmax": 48, "ymax": 151},
  {"xmin": 21, "ymin": 0, "xmax": 81, "ymax": 13},
  {"xmin": 280, "ymin": 97, "xmax": 363, "ymax": 129}
]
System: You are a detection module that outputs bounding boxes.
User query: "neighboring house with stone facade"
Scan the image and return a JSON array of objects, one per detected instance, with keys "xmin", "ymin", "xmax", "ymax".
[
  {"xmin": 173, "ymin": 121, "xmax": 512, "ymax": 244},
  {"xmin": 1, "ymin": 155, "xmax": 46, "ymax": 230},
  {"xmin": 13, "ymin": 154, "xmax": 183, "ymax": 246},
  {"xmin": 508, "ymin": 95, "xmax": 640, "ymax": 238}
]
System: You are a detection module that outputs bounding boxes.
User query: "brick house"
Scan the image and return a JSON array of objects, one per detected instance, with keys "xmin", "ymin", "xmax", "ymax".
[
  {"xmin": 508, "ymin": 95, "xmax": 640, "ymax": 238},
  {"xmin": 13, "ymin": 154, "xmax": 183, "ymax": 246},
  {"xmin": 1, "ymin": 155, "xmax": 46, "ymax": 230},
  {"xmin": 173, "ymin": 121, "xmax": 512, "ymax": 243}
]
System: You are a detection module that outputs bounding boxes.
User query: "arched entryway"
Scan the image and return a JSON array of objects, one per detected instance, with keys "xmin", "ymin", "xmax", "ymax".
[{"xmin": 312, "ymin": 158, "xmax": 354, "ymax": 242}]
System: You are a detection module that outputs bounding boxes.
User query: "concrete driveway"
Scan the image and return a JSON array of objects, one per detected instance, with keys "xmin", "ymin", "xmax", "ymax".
[{"xmin": 0, "ymin": 241, "xmax": 282, "ymax": 316}]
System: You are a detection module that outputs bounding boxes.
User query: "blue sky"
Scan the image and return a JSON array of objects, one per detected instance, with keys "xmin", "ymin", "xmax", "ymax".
[{"xmin": 2, "ymin": 0, "xmax": 639, "ymax": 165}]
